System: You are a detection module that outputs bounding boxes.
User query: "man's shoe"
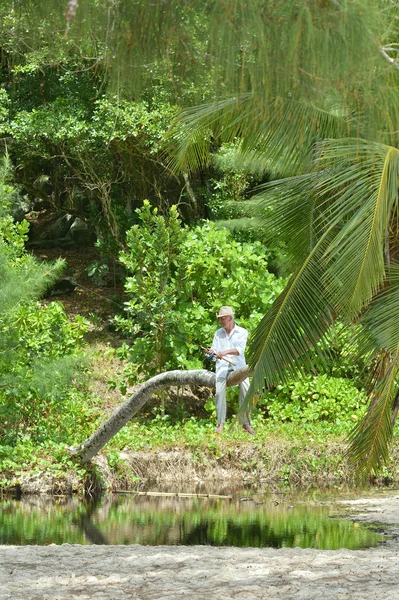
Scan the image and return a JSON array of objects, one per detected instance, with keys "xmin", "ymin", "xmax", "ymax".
[
  {"xmin": 216, "ymin": 423, "xmax": 224, "ymax": 434},
  {"xmin": 242, "ymin": 424, "xmax": 255, "ymax": 435}
]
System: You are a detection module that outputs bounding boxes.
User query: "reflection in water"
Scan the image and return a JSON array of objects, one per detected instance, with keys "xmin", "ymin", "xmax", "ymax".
[
  {"xmin": 0, "ymin": 489, "xmax": 387, "ymax": 549},
  {"xmin": 78, "ymin": 502, "xmax": 109, "ymax": 545}
]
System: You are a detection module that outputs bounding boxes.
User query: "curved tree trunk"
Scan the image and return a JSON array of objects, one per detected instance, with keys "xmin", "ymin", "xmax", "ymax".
[{"xmin": 70, "ymin": 366, "xmax": 251, "ymax": 463}]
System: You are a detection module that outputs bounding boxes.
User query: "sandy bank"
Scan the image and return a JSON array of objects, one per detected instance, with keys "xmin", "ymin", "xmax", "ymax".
[{"xmin": 1, "ymin": 494, "xmax": 399, "ymax": 600}]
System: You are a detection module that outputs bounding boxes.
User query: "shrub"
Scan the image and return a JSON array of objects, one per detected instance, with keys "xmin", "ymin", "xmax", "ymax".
[
  {"xmin": 0, "ymin": 166, "xmax": 89, "ymax": 444},
  {"xmin": 115, "ymin": 200, "xmax": 285, "ymax": 380},
  {"xmin": 260, "ymin": 373, "xmax": 368, "ymax": 427},
  {"xmin": 0, "ymin": 298, "xmax": 89, "ymax": 444}
]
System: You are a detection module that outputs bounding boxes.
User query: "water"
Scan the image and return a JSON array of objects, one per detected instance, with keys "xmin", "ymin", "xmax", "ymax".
[{"xmin": 0, "ymin": 488, "xmax": 389, "ymax": 549}]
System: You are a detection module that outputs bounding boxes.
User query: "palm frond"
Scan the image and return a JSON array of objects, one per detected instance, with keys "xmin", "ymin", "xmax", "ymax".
[
  {"xmin": 359, "ymin": 263, "xmax": 399, "ymax": 355},
  {"xmin": 347, "ymin": 357, "xmax": 398, "ymax": 477},
  {"xmin": 251, "ymin": 139, "xmax": 399, "ymax": 318},
  {"xmin": 165, "ymin": 95, "xmax": 260, "ymax": 174},
  {"xmin": 247, "ymin": 226, "xmax": 336, "ymax": 400},
  {"xmin": 240, "ymin": 99, "xmax": 355, "ymax": 174},
  {"xmin": 316, "ymin": 139, "xmax": 399, "ymax": 317},
  {"xmin": 212, "ymin": 145, "xmax": 290, "ymax": 179},
  {"xmin": 346, "ymin": 265, "xmax": 399, "ymax": 476},
  {"xmin": 166, "ymin": 95, "xmax": 354, "ymax": 176},
  {"xmin": 250, "ymin": 173, "xmax": 321, "ymax": 265}
]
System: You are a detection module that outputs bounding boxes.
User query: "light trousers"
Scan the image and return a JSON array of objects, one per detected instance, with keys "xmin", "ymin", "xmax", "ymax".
[{"xmin": 215, "ymin": 369, "xmax": 251, "ymax": 425}]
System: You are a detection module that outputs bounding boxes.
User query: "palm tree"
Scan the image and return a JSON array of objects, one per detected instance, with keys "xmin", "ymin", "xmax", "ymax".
[{"xmin": 247, "ymin": 139, "xmax": 399, "ymax": 477}]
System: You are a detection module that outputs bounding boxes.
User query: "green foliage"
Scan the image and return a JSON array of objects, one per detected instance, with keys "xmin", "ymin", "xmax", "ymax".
[
  {"xmin": 1, "ymin": 1, "xmax": 393, "ymax": 127},
  {"xmin": 5, "ymin": 90, "xmax": 180, "ymax": 243},
  {"xmin": 1, "ymin": 0, "xmax": 398, "ymax": 482},
  {"xmin": 207, "ymin": 160, "xmax": 254, "ymax": 221},
  {"xmin": 0, "ymin": 89, "xmax": 10, "ymax": 135},
  {"xmin": 260, "ymin": 375, "xmax": 368, "ymax": 427},
  {"xmin": 115, "ymin": 200, "xmax": 285, "ymax": 380},
  {"xmin": 0, "ymin": 155, "xmax": 27, "ymax": 242},
  {"xmin": 200, "ymin": 143, "xmax": 289, "ymax": 271},
  {"xmin": 0, "ymin": 166, "xmax": 93, "ymax": 449},
  {"xmin": 117, "ymin": 200, "xmax": 184, "ymax": 378},
  {"xmin": 0, "ymin": 163, "xmax": 63, "ymax": 309},
  {"xmin": 304, "ymin": 321, "xmax": 368, "ymax": 384},
  {"xmin": 0, "ymin": 8, "xmax": 214, "ymax": 242},
  {"xmin": 205, "ymin": 143, "xmax": 273, "ymax": 224},
  {"xmin": 10, "ymin": 301, "xmax": 86, "ymax": 361},
  {"xmin": 0, "ymin": 296, "xmax": 89, "ymax": 444}
]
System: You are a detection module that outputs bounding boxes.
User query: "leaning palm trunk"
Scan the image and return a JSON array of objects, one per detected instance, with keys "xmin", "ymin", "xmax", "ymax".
[{"xmin": 70, "ymin": 366, "xmax": 251, "ymax": 463}]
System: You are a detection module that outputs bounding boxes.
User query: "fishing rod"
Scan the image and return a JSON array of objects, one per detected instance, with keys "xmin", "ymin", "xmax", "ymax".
[{"xmin": 194, "ymin": 342, "xmax": 236, "ymax": 367}]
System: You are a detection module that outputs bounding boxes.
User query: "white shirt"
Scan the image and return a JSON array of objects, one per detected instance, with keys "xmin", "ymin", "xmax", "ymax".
[{"xmin": 211, "ymin": 324, "xmax": 248, "ymax": 377}]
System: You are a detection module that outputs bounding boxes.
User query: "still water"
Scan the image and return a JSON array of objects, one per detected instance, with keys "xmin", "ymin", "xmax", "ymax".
[{"xmin": 0, "ymin": 488, "xmax": 388, "ymax": 549}]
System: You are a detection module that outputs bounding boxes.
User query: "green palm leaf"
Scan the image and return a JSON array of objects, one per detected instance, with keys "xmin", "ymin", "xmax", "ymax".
[
  {"xmin": 360, "ymin": 264, "xmax": 399, "ymax": 354},
  {"xmin": 347, "ymin": 359, "xmax": 398, "ymax": 477},
  {"xmin": 348, "ymin": 346, "xmax": 399, "ymax": 476},
  {"xmin": 253, "ymin": 140, "xmax": 399, "ymax": 317},
  {"xmin": 167, "ymin": 96, "xmax": 354, "ymax": 177},
  {"xmin": 344, "ymin": 266, "xmax": 399, "ymax": 475},
  {"xmin": 252, "ymin": 173, "xmax": 321, "ymax": 264},
  {"xmin": 166, "ymin": 95, "xmax": 253, "ymax": 174},
  {"xmin": 316, "ymin": 139, "xmax": 399, "ymax": 317},
  {"xmin": 242, "ymin": 140, "xmax": 399, "ymax": 438},
  {"xmin": 247, "ymin": 227, "xmax": 335, "ymax": 398}
]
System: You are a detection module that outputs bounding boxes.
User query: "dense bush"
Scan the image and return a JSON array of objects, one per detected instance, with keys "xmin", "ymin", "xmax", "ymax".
[
  {"xmin": 0, "ymin": 169, "xmax": 90, "ymax": 446},
  {"xmin": 115, "ymin": 200, "xmax": 285, "ymax": 381},
  {"xmin": 260, "ymin": 374, "xmax": 368, "ymax": 427},
  {"xmin": 306, "ymin": 321, "xmax": 367, "ymax": 383},
  {"xmin": 6, "ymin": 95, "xmax": 179, "ymax": 244},
  {"xmin": 0, "ymin": 258, "xmax": 89, "ymax": 445}
]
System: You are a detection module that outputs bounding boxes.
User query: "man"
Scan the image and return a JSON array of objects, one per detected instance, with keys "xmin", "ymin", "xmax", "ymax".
[{"xmin": 207, "ymin": 306, "xmax": 255, "ymax": 435}]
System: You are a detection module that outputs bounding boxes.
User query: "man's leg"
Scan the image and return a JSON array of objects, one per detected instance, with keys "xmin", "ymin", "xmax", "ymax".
[
  {"xmin": 238, "ymin": 377, "xmax": 255, "ymax": 434},
  {"xmin": 238, "ymin": 377, "xmax": 250, "ymax": 424},
  {"xmin": 215, "ymin": 373, "xmax": 228, "ymax": 432}
]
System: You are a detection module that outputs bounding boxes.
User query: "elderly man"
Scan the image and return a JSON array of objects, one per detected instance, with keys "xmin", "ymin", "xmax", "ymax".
[{"xmin": 207, "ymin": 306, "xmax": 255, "ymax": 435}]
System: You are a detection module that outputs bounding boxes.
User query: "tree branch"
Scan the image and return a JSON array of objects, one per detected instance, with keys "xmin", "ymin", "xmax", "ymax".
[
  {"xmin": 70, "ymin": 366, "xmax": 252, "ymax": 463},
  {"xmin": 183, "ymin": 172, "xmax": 198, "ymax": 216}
]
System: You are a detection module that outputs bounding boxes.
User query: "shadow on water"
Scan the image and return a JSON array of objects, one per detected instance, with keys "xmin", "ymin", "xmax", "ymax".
[{"xmin": 0, "ymin": 486, "xmax": 392, "ymax": 549}]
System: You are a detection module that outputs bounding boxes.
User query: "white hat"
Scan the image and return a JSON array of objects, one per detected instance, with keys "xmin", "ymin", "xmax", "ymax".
[{"xmin": 216, "ymin": 306, "xmax": 234, "ymax": 318}]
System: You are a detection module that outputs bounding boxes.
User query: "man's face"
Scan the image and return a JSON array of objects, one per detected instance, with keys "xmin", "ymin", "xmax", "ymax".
[{"xmin": 218, "ymin": 315, "xmax": 233, "ymax": 330}]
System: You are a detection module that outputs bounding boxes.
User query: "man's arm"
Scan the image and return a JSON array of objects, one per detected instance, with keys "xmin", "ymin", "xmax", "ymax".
[
  {"xmin": 233, "ymin": 329, "xmax": 248, "ymax": 357},
  {"xmin": 215, "ymin": 348, "xmax": 239, "ymax": 359}
]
